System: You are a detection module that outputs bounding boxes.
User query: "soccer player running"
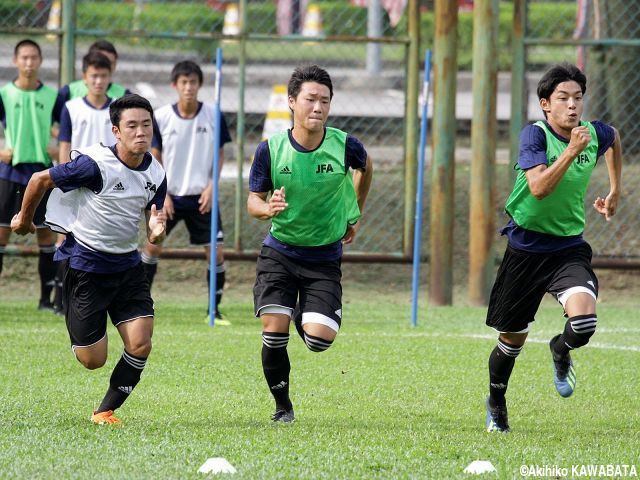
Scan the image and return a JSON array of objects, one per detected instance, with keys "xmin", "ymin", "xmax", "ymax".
[
  {"xmin": 52, "ymin": 51, "xmax": 117, "ymax": 314},
  {"xmin": 484, "ymin": 63, "xmax": 622, "ymax": 433},
  {"xmin": 0, "ymin": 39, "xmax": 59, "ymax": 311},
  {"xmin": 248, "ymin": 65, "xmax": 373, "ymax": 422},
  {"xmin": 140, "ymin": 61, "xmax": 232, "ymax": 322},
  {"xmin": 12, "ymin": 94, "xmax": 167, "ymax": 425}
]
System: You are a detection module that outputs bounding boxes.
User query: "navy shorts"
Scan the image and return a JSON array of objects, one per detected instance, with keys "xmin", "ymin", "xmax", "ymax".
[
  {"xmin": 166, "ymin": 207, "xmax": 223, "ymax": 245},
  {"xmin": 0, "ymin": 178, "xmax": 51, "ymax": 228},
  {"xmin": 486, "ymin": 242, "xmax": 598, "ymax": 333},
  {"xmin": 64, "ymin": 262, "xmax": 155, "ymax": 347}
]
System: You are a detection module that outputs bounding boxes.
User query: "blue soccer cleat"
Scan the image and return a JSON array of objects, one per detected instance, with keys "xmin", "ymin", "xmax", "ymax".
[
  {"xmin": 550, "ymin": 336, "xmax": 576, "ymax": 398},
  {"xmin": 485, "ymin": 397, "xmax": 510, "ymax": 433}
]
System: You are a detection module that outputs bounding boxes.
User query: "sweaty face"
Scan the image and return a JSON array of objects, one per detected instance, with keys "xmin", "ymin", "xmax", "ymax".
[
  {"xmin": 83, "ymin": 66, "xmax": 111, "ymax": 97},
  {"xmin": 14, "ymin": 45, "xmax": 42, "ymax": 79},
  {"xmin": 113, "ymin": 108, "xmax": 153, "ymax": 155},
  {"xmin": 173, "ymin": 73, "xmax": 201, "ymax": 103},
  {"xmin": 288, "ymin": 81, "xmax": 331, "ymax": 133},
  {"xmin": 540, "ymin": 80, "xmax": 584, "ymax": 136}
]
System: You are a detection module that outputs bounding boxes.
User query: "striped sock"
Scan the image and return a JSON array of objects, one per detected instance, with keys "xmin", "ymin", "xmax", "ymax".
[
  {"xmin": 553, "ymin": 314, "xmax": 598, "ymax": 356},
  {"xmin": 262, "ymin": 332, "xmax": 292, "ymax": 411},
  {"xmin": 303, "ymin": 332, "xmax": 334, "ymax": 352},
  {"xmin": 96, "ymin": 350, "xmax": 147, "ymax": 413},
  {"xmin": 488, "ymin": 339, "xmax": 523, "ymax": 407}
]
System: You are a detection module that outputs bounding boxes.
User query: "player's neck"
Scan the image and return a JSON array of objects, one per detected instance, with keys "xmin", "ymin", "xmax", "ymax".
[
  {"xmin": 291, "ymin": 125, "xmax": 323, "ymax": 150},
  {"xmin": 546, "ymin": 118, "xmax": 574, "ymax": 140},
  {"xmin": 116, "ymin": 143, "xmax": 145, "ymax": 168},
  {"xmin": 14, "ymin": 75, "xmax": 39, "ymax": 91},
  {"xmin": 86, "ymin": 92, "xmax": 108, "ymax": 109},
  {"xmin": 177, "ymin": 99, "xmax": 199, "ymax": 119}
]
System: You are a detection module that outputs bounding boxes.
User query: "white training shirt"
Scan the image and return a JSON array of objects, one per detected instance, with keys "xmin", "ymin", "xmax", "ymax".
[
  {"xmin": 59, "ymin": 97, "xmax": 116, "ymax": 150},
  {"xmin": 46, "ymin": 143, "xmax": 165, "ymax": 253},
  {"xmin": 153, "ymin": 102, "xmax": 219, "ymax": 196}
]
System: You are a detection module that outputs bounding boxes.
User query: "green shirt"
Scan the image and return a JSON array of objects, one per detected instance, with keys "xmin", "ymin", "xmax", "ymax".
[
  {"xmin": 0, "ymin": 82, "xmax": 57, "ymax": 166},
  {"xmin": 268, "ymin": 127, "xmax": 361, "ymax": 246},
  {"xmin": 505, "ymin": 120, "xmax": 599, "ymax": 236},
  {"xmin": 68, "ymin": 80, "xmax": 126, "ymax": 100}
]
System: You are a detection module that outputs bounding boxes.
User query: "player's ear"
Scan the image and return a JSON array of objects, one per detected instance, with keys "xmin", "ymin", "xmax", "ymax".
[
  {"xmin": 540, "ymin": 98, "xmax": 550, "ymax": 113},
  {"xmin": 112, "ymin": 124, "xmax": 120, "ymax": 139}
]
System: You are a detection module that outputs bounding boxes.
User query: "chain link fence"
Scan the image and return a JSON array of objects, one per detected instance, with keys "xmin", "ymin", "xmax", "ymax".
[{"xmin": 524, "ymin": 0, "xmax": 640, "ymax": 260}]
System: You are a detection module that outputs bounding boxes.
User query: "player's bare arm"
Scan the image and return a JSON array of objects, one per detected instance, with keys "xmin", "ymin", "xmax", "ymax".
[
  {"xmin": 343, "ymin": 155, "xmax": 374, "ymax": 245},
  {"xmin": 59, "ymin": 141, "xmax": 71, "ymax": 165},
  {"xmin": 0, "ymin": 148, "xmax": 13, "ymax": 164},
  {"xmin": 146, "ymin": 204, "xmax": 166, "ymax": 244},
  {"xmin": 594, "ymin": 127, "xmax": 622, "ymax": 221},
  {"xmin": 247, "ymin": 187, "xmax": 287, "ymax": 220},
  {"xmin": 525, "ymin": 125, "xmax": 591, "ymax": 199},
  {"xmin": 10, "ymin": 170, "xmax": 56, "ymax": 235}
]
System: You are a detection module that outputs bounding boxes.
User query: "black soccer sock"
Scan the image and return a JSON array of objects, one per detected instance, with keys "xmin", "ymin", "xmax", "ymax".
[
  {"xmin": 261, "ymin": 332, "xmax": 292, "ymax": 411},
  {"xmin": 303, "ymin": 332, "xmax": 334, "ymax": 352},
  {"xmin": 0, "ymin": 244, "xmax": 6, "ymax": 276},
  {"xmin": 215, "ymin": 262, "xmax": 225, "ymax": 312},
  {"xmin": 292, "ymin": 305, "xmax": 305, "ymax": 341},
  {"xmin": 552, "ymin": 314, "xmax": 598, "ymax": 357},
  {"xmin": 96, "ymin": 350, "xmax": 147, "ymax": 413},
  {"xmin": 141, "ymin": 252, "xmax": 159, "ymax": 288},
  {"xmin": 38, "ymin": 245, "xmax": 57, "ymax": 304},
  {"xmin": 488, "ymin": 339, "xmax": 523, "ymax": 407},
  {"xmin": 53, "ymin": 259, "xmax": 67, "ymax": 312}
]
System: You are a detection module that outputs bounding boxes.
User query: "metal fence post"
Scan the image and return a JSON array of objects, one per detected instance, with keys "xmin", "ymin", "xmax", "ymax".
[
  {"xmin": 403, "ymin": 0, "xmax": 420, "ymax": 258},
  {"xmin": 509, "ymin": 0, "xmax": 527, "ymax": 184},
  {"xmin": 234, "ymin": 0, "xmax": 248, "ymax": 253},
  {"xmin": 429, "ymin": 0, "xmax": 458, "ymax": 305},
  {"xmin": 60, "ymin": 0, "xmax": 76, "ymax": 86},
  {"xmin": 469, "ymin": 0, "xmax": 499, "ymax": 306}
]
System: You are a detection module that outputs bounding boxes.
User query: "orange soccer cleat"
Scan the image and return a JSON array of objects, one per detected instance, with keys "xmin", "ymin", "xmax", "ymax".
[{"xmin": 91, "ymin": 410, "xmax": 122, "ymax": 425}]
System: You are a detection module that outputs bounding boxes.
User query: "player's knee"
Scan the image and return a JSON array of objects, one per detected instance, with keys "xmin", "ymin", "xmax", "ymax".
[
  {"xmin": 127, "ymin": 338, "xmax": 152, "ymax": 358},
  {"xmin": 78, "ymin": 356, "xmax": 106, "ymax": 370},
  {"xmin": 563, "ymin": 314, "xmax": 597, "ymax": 349},
  {"xmin": 303, "ymin": 332, "xmax": 334, "ymax": 353}
]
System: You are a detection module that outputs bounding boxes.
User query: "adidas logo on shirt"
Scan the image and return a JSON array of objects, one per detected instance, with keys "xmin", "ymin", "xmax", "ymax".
[
  {"xmin": 113, "ymin": 182, "xmax": 125, "ymax": 191},
  {"xmin": 279, "ymin": 166, "xmax": 292, "ymax": 174}
]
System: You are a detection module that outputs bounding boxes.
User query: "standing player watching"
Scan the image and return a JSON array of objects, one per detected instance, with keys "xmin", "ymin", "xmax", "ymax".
[
  {"xmin": 11, "ymin": 94, "xmax": 167, "ymax": 425},
  {"xmin": 51, "ymin": 51, "xmax": 117, "ymax": 314},
  {"xmin": 248, "ymin": 65, "xmax": 373, "ymax": 422},
  {"xmin": 140, "ymin": 61, "xmax": 232, "ymax": 322},
  {"xmin": 484, "ymin": 63, "xmax": 622, "ymax": 433},
  {"xmin": 0, "ymin": 39, "xmax": 59, "ymax": 311},
  {"xmin": 53, "ymin": 40, "xmax": 130, "ymax": 123}
]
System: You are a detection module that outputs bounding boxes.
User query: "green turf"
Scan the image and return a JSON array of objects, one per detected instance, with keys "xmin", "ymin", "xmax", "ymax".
[{"xmin": 1, "ymin": 289, "xmax": 639, "ymax": 479}]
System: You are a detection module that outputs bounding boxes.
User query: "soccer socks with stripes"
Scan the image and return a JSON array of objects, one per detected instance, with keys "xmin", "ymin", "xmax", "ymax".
[
  {"xmin": 206, "ymin": 263, "xmax": 226, "ymax": 313},
  {"xmin": 261, "ymin": 332, "xmax": 292, "ymax": 411},
  {"xmin": 552, "ymin": 314, "xmax": 598, "ymax": 357},
  {"xmin": 141, "ymin": 252, "xmax": 159, "ymax": 288},
  {"xmin": 96, "ymin": 350, "xmax": 147, "ymax": 413},
  {"xmin": 38, "ymin": 245, "xmax": 57, "ymax": 304},
  {"xmin": 488, "ymin": 339, "xmax": 523, "ymax": 407},
  {"xmin": 303, "ymin": 332, "xmax": 334, "ymax": 352}
]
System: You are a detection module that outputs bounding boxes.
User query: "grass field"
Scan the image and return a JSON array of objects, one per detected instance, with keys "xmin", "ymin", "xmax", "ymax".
[{"xmin": 1, "ymin": 261, "xmax": 639, "ymax": 479}]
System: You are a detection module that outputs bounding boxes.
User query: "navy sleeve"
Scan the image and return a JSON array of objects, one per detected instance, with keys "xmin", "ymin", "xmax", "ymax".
[
  {"xmin": 58, "ymin": 105, "xmax": 72, "ymax": 142},
  {"xmin": 151, "ymin": 117, "xmax": 162, "ymax": 151},
  {"xmin": 219, "ymin": 113, "xmax": 232, "ymax": 146},
  {"xmin": 518, "ymin": 124, "xmax": 548, "ymax": 170},
  {"xmin": 49, "ymin": 154, "xmax": 103, "ymax": 193},
  {"xmin": 124, "ymin": 88, "xmax": 132, "ymax": 95},
  {"xmin": 591, "ymin": 120, "xmax": 615, "ymax": 158},
  {"xmin": 146, "ymin": 176, "xmax": 167, "ymax": 210},
  {"xmin": 345, "ymin": 135, "xmax": 368, "ymax": 171},
  {"xmin": 53, "ymin": 85, "xmax": 71, "ymax": 124},
  {"xmin": 249, "ymin": 141, "xmax": 273, "ymax": 192}
]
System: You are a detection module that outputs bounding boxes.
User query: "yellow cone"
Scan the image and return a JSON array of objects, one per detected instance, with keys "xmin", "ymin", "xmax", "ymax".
[
  {"xmin": 261, "ymin": 85, "xmax": 292, "ymax": 141},
  {"xmin": 302, "ymin": 4, "xmax": 324, "ymax": 38}
]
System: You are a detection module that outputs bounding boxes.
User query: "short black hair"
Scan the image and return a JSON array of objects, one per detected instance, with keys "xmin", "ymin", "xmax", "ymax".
[
  {"xmin": 109, "ymin": 94, "xmax": 153, "ymax": 127},
  {"xmin": 171, "ymin": 60, "xmax": 203, "ymax": 85},
  {"xmin": 14, "ymin": 38, "xmax": 41, "ymax": 57},
  {"xmin": 89, "ymin": 40, "xmax": 118, "ymax": 59},
  {"xmin": 82, "ymin": 51, "xmax": 112, "ymax": 73},
  {"xmin": 288, "ymin": 65, "xmax": 333, "ymax": 100},
  {"xmin": 537, "ymin": 62, "xmax": 587, "ymax": 100}
]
